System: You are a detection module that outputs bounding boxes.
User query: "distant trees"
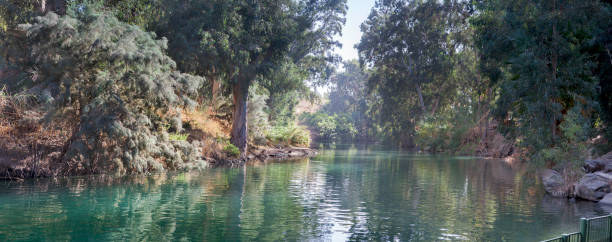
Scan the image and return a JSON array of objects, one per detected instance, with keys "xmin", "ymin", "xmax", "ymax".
[
  {"xmin": 300, "ymin": 60, "xmax": 371, "ymax": 143},
  {"xmin": 344, "ymin": 0, "xmax": 611, "ymax": 161},
  {"xmin": 357, "ymin": 0, "xmax": 472, "ymax": 147}
]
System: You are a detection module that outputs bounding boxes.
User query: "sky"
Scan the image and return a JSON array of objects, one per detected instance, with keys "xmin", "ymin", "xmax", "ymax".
[
  {"xmin": 335, "ymin": 0, "xmax": 377, "ymax": 61},
  {"xmin": 314, "ymin": 0, "xmax": 376, "ymax": 94}
]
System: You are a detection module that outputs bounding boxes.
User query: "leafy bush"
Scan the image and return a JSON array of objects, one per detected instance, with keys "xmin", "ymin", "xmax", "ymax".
[
  {"xmin": 414, "ymin": 107, "xmax": 474, "ymax": 153},
  {"xmin": 535, "ymin": 106, "xmax": 591, "ymax": 169},
  {"xmin": 334, "ymin": 115, "xmax": 358, "ymax": 140},
  {"xmin": 7, "ymin": 11, "xmax": 207, "ymax": 175},
  {"xmin": 300, "ymin": 112, "xmax": 361, "ymax": 142},
  {"xmin": 290, "ymin": 127, "xmax": 311, "ymax": 147},
  {"xmin": 266, "ymin": 124, "xmax": 311, "ymax": 147},
  {"xmin": 247, "ymin": 83, "xmax": 270, "ymax": 144},
  {"xmin": 169, "ymin": 133, "xmax": 189, "ymax": 141},
  {"xmin": 223, "ymin": 144, "xmax": 240, "ymax": 157}
]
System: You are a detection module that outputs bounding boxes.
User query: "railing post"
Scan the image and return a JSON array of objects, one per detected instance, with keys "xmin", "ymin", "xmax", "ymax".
[
  {"xmin": 609, "ymin": 214, "xmax": 612, "ymax": 240},
  {"xmin": 561, "ymin": 234, "xmax": 568, "ymax": 242},
  {"xmin": 580, "ymin": 218, "xmax": 587, "ymax": 242}
]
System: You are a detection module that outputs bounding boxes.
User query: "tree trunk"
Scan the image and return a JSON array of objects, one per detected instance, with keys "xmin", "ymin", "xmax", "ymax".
[
  {"xmin": 211, "ymin": 78, "xmax": 220, "ymax": 101},
  {"xmin": 550, "ymin": 0, "xmax": 559, "ymax": 140},
  {"xmin": 416, "ymin": 83, "xmax": 427, "ymax": 114},
  {"xmin": 230, "ymin": 78, "xmax": 249, "ymax": 159},
  {"xmin": 38, "ymin": 0, "xmax": 66, "ymax": 15},
  {"xmin": 38, "ymin": 0, "xmax": 47, "ymax": 13},
  {"xmin": 430, "ymin": 96, "xmax": 440, "ymax": 116}
]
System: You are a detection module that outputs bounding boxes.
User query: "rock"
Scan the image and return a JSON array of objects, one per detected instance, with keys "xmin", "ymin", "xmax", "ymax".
[
  {"xmin": 574, "ymin": 172, "xmax": 612, "ymax": 201},
  {"xmin": 599, "ymin": 193, "xmax": 612, "ymax": 205},
  {"xmin": 541, "ymin": 169, "xmax": 568, "ymax": 197},
  {"xmin": 584, "ymin": 151, "xmax": 612, "ymax": 173},
  {"xmin": 288, "ymin": 150, "xmax": 305, "ymax": 157},
  {"xmin": 585, "ymin": 159, "xmax": 608, "ymax": 173}
]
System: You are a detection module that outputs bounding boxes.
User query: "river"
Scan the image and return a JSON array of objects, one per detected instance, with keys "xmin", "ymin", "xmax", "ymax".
[{"xmin": 0, "ymin": 146, "xmax": 609, "ymax": 241}]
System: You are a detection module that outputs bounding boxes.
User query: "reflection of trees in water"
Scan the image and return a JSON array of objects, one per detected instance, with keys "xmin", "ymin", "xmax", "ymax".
[
  {"xmin": 0, "ymin": 152, "xmax": 606, "ymax": 241},
  {"xmin": 303, "ymin": 151, "xmax": 549, "ymax": 241}
]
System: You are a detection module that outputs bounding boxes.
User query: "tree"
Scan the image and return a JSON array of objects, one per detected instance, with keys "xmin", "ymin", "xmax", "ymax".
[
  {"xmin": 260, "ymin": 58, "xmax": 312, "ymax": 126},
  {"xmin": 357, "ymin": 0, "xmax": 470, "ymax": 146},
  {"xmin": 153, "ymin": 0, "xmax": 347, "ymax": 157},
  {"xmin": 472, "ymin": 0, "xmax": 612, "ymax": 162},
  {"xmin": 1, "ymin": 0, "xmax": 67, "ymax": 67},
  {"xmin": 5, "ymin": 10, "xmax": 206, "ymax": 174}
]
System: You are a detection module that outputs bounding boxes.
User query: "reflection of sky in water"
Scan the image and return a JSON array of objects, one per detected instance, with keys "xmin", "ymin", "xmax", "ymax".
[{"xmin": 1, "ymin": 146, "xmax": 611, "ymax": 241}]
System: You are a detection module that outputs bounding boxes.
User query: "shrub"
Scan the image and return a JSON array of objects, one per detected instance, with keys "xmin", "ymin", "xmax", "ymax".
[
  {"xmin": 169, "ymin": 133, "xmax": 188, "ymax": 141},
  {"xmin": 247, "ymin": 83, "xmax": 270, "ymax": 143},
  {"xmin": 535, "ymin": 106, "xmax": 591, "ymax": 169},
  {"xmin": 266, "ymin": 124, "xmax": 311, "ymax": 147},
  {"xmin": 290, "ymin": 127, "xmax": 311, "ymax": 147},
  {"xmin": 7, "ymin": 11, "xmax": 207, "ymax": 175},
  {"xmin": 223, "ymin": 144, "xmax": 240, "ymax": 157}
]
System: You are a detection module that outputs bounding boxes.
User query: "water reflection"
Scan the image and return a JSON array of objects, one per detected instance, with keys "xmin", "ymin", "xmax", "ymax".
[{"xmin": 0, "ymin": 147, "xmax": 606, "ymax": 241}]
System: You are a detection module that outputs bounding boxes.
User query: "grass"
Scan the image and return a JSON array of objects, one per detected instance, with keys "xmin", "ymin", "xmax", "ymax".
[
  {"xmin": 223, "ymin": 144, "xmax": 240, "ymax": 157},
  {"xmin": 169, "ymin": 133, "xmax": 189, "ymax": 141},
  {"xmin": 266, "ymin": 124, "xmax": 311, "ymax": 147}
]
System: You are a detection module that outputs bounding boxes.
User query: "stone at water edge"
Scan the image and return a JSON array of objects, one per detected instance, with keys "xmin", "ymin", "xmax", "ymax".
[
  {"xmin": 585, "ymin": 159, "xmax": 607, "ymax": 173},
  {"xmin": 541, "ymin": 169, "xmax": 568, "ymax": 197},
  {"xmin": 584, "ymin": 151, "xmax": 612, "ymax": 173},
  {"xmin": 574, "ymin": 172, "xmax": 612, "ymax": 201},
  {"xmin": 599, "ymin": 193, "xmax": 612, "ymax": 205}
]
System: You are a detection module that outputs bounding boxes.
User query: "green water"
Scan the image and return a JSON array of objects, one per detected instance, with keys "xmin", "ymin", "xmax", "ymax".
[{"xmin": 0, "ymin": 147, "xmax": 609, "ymax": 241}]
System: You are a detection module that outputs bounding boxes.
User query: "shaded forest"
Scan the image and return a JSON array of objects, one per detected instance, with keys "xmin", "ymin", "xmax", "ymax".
[{"xmin": 1, "ymin": 0, "xmax": 611, "ymax": 178}]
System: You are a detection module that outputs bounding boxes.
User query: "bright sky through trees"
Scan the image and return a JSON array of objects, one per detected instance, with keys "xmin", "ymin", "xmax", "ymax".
[{"xmin": 336, "ymin": 0, "xmax": 376, "ymax": 61}]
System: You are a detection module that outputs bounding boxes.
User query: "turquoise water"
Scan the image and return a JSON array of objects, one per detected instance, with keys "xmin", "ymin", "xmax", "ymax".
[{"xmin": 0, "ymin": 146, "xmax": 609, "ymax": 241}]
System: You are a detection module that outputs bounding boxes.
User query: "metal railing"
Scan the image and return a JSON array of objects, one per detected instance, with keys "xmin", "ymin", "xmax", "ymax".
[{"xmin": 542, "ymin": 214, "xmax": 612, "ymax": 242}]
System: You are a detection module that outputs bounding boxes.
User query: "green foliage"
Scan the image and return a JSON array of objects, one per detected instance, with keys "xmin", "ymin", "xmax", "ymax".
[
  {"xmin": 535, "ymin": 106, "xmax": 591, "ymax": 168},
  {"xmin": 301, "ymin": 112, "xmax": 336, "ymax": 141},
  {"xmin": 169, "ymin": 133, "xmax": 188, "ymax": 141},
  {"xmin": 301, "ymin": 111, "xmax": 359, "ymax": 142},
  {"xmin": 414, "ymin": 104, "xmax": 475, "ymax": 153},
  {"xmin": 223, "ymin": 143, "xmax": 240, "ymax": 157},
  {"xmin": 67, "ymin": 0, "xmax": 162, "ymax": 29},
  {"xmin": 260, "ymin": 59, "xmax": 312, "ymax": 126},
  {"xmin": 247, "ymin": 83, "xmax": 270, "ymax": 144},
  {"xmin": 266, "ymin": 124, "xmax": 311, "ymax": 147},
  {"xmin": 5, "ymin": 10, "xmax": 207, "ymax": 175},
  {"xmin": 290, "ymin": 128, "xmax": 311, "ymax": 147},
  {"xmin": 357, "ymin": 0, "xmax": 472, "ymax": 146},
  {"xmin": 153, "ymin": 0, "xmax": 347, "ymax": 152},
  {"xmin": 472, "ymin": 0, "xmax": 612, "ymax": 161}
]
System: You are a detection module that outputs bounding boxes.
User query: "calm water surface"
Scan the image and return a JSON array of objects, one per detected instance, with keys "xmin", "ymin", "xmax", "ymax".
[{"xmin": 0, "ymin": 146, "xmax": 610, "ymax": 241}]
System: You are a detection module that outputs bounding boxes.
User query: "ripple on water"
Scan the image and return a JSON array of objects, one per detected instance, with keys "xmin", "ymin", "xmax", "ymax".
[{"xmin": 0, "ymin": 151, "xmax": 608, "ymax": 241}]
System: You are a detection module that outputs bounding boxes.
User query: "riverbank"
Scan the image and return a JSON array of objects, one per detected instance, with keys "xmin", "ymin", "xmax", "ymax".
[
  {"xmin": 0, "ymin": 135, "xmax": 317, "ymax": 180},
  {"xmin": 542, "ymin": 151, "xmax": 612, "ymax": 203},
  {"xmin": 0, "ymin": 108, "xmax": 317, "ymax": 180}
]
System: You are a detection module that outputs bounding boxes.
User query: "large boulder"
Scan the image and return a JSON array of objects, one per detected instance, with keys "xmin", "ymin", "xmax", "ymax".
[
  {"xmin": 599, "ymin": 193, "xmax": 612, "ymax": 206},
  {"xmin": 584, "ymin": 152, "xmax": 612, "ymax": 173},
  {"xmin": 541, "ymin": 169, "xmax": 570, "ymax": 197},
  {"xmin": 574, "ymin": 172, "xmax": 612, "ymax": 201}
]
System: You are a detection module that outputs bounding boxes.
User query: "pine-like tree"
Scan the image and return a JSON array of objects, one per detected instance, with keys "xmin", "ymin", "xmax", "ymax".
[{"xmin": 10, "ymin": 10, "xmax": 206, "ymax": 175}]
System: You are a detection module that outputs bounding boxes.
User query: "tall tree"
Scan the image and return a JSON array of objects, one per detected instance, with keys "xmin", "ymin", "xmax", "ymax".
[
  {"xmin": 5, "ymin": 10, "xmax": 205, "ymax": 174},
  {"xmin": 154, "ymin": 0, "xmax": 347, "ymax": 157},
  {"xmin": 357, "ymin": 0, "xmax": 470, "ymax": 146},
  {"xmin": 472, "ymin": 0, "xmax": 612, "ymax": 161}
]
